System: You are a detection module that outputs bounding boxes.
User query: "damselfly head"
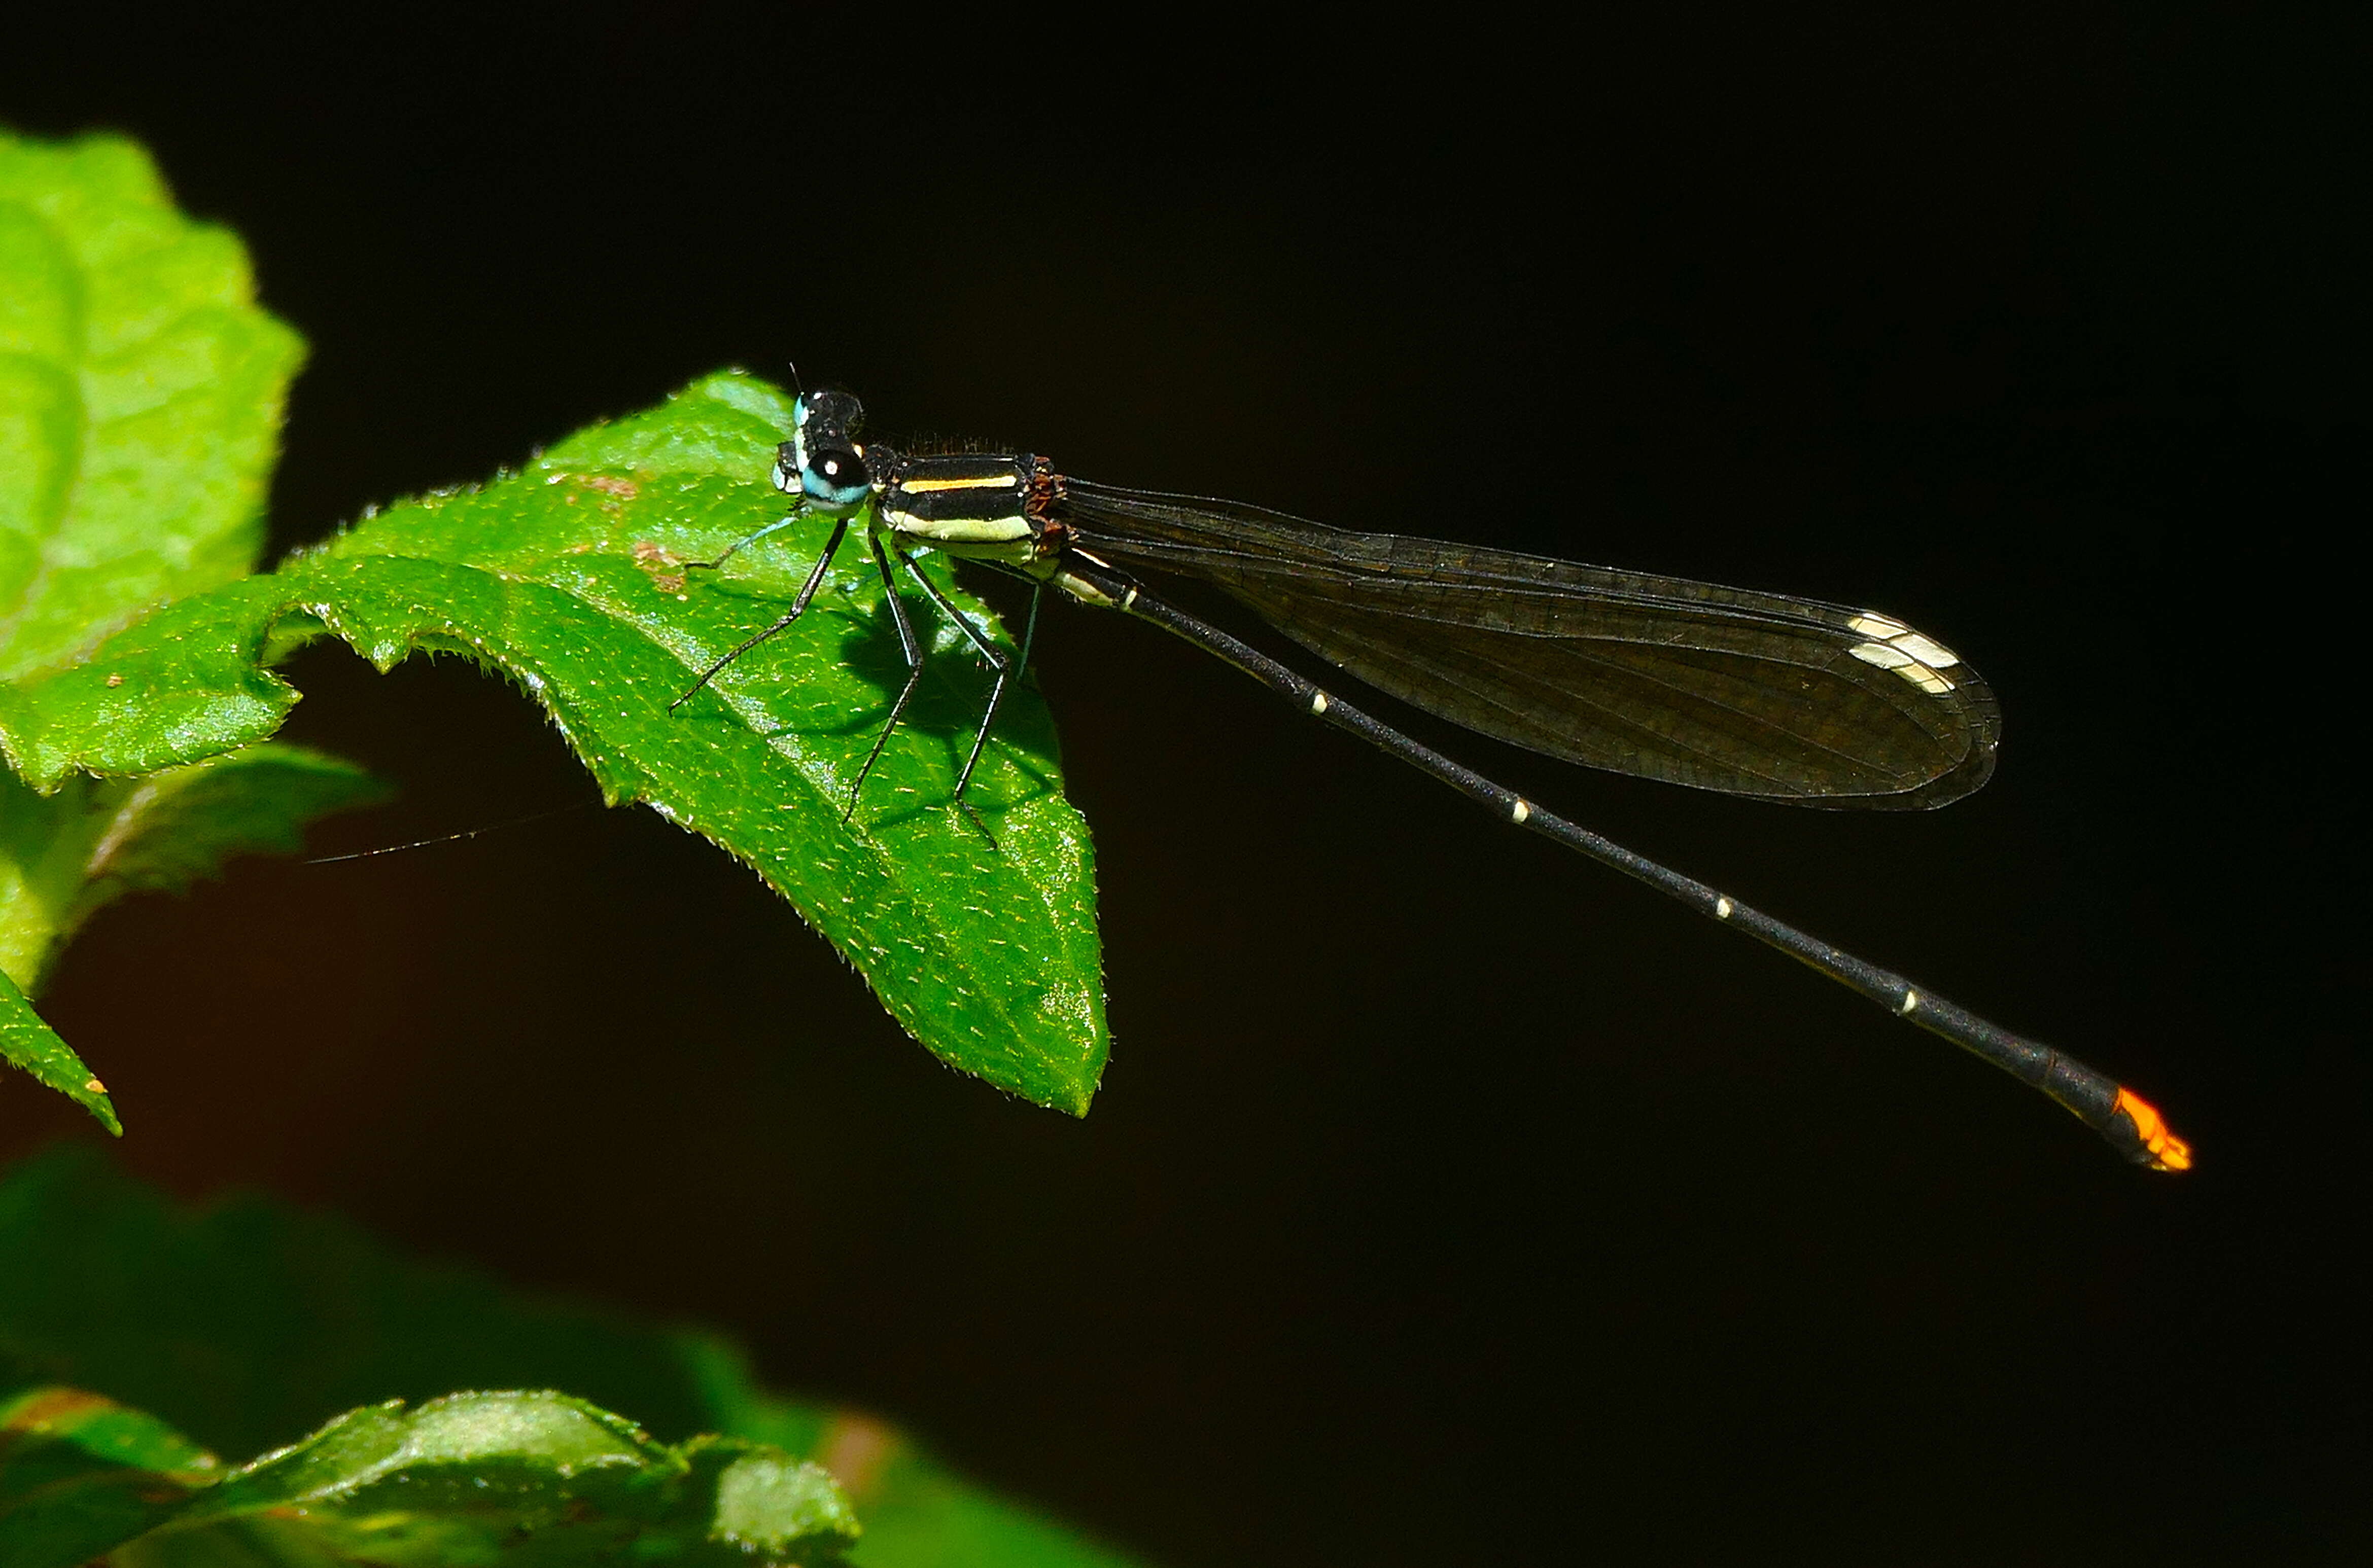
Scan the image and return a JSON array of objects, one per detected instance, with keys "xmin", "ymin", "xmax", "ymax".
[
  {"xmin": 794, "ymin": 387, "xmax": 864, "ymax": 435},
  {"xmin": 779, "ymin": 389, "xmax": 876, "ymax": 514}
]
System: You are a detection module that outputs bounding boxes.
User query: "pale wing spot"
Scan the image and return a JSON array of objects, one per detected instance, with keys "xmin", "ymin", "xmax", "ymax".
[
  {"xmin": 1510, "ymin": 798, "xmax": 1532, "ymax": 824},
  {"xmin": 1310, "ymin": 690, "xmax": 1330, "ymax": 715},
  {"xmin": 1900, "ymin": 665, "xmax": 1954, "ymax": 695},
  {"xmin": 1849, "ymin": 612, "xmax": 1961, "ymax": 687},
  {"xmin": 1715, "ymin": 897, "xmax": 1734, "ymax": 918},
  {"xmin": 1849, "ymin": 640, "xmax": 1958, "ymax": 695},
  {"xmin": 1890, "ymin": 631, "xmax": 1960, "ymax": 668},
  {"xmin": 1900, "ymin": 990, "xmax": 1921, "ymax": 1015}
]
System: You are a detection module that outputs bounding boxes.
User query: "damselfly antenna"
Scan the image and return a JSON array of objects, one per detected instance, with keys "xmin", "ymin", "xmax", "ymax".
[{"xmin": 304, "ymin": 802, "xmax": 599, "ymax": 865}]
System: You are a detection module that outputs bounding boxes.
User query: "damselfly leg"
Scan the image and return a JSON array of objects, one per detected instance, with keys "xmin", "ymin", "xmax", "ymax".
[
  {"xmin": 675, "ymin": 513, "xmax": 1022, "ymax": 837},
  {"xmin": 671, "ymin": 515, "xmax": 852, "ymax": 710}
]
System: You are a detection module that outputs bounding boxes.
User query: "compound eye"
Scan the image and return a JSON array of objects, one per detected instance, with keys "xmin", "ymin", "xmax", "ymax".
[
  {"xmin": 808, "ymin": 447, "xmax": 869, "ymax": 488},
  {"xmin": 801, "ymin": 444, "xmax": 874, "ymax": 509}
]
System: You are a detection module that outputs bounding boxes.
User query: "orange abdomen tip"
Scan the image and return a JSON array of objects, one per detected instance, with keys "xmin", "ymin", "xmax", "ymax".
[{"xmin": 2115, "ymin": 1088, "xmax": 2193, "ymax": 1172}]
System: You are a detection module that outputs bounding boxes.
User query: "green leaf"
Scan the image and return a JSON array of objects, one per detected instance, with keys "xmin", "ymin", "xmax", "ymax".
[
  {"xmin": 0, "ymin": 132, "xmax": 372, "ymax": 1132},
  {"xmin": 0, "ymin": 1388, "xmax": 860, "ymax": 1568},
  {"xmin": 0, "ymin": 372, "xmax": 1108, "ymax": 1114},
  {"xmin": 1, "ymin": 1150, "xmax": 1149, "ymax": 1568},
  {"xmin": 0, "ymin": 131, "xmax": 304, "ymax": 682},
  {"xmin": 0, "ymin": 576, "xmax": 310, "ymax": 788},
  {"xmin": 0, "ymin": 963, "xmax": 114, "ymax": 1131},
  {"xmin": 0, "ymin": 1386, "xmax": 221, "ymax": 1568},
  {"xmin": 160, "ymin": 1392, "xmax": 858, "ymax": 1567}
]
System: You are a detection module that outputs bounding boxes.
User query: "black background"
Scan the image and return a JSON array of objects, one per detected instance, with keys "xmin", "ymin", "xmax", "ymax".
[{"xmin": 5, "ymin": 8, "xmax": 2366, "ymax": 1564}]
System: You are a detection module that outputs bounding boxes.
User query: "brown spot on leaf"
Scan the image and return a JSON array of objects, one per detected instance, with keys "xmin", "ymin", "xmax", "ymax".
[
  {"xmin": 816, "ymin": 1412, "xmax": 898, "ymax": 1501},
  {"xmin": 632, "ymin": 541, "xmax": 674, "ymax": 565},
  {"xmin": 632, "ymin": 540, "xmax": 687, "ymax": 593},
  {"xmin": 106, "ymin": 674, "xmax": 124, "ymax": 687},
  {"xmin": 4, "ymin": 1387, "xmax": 113, "ymax": 1433}
]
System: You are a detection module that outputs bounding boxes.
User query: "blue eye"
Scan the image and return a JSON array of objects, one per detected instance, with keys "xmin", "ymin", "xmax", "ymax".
[{"xmin": 802, "ymin": 445, "xmax": 872, "ymax": 507}]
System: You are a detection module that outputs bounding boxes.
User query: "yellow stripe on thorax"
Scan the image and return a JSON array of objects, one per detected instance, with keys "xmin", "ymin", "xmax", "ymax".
[{"xmin": 901, "ymin": 474, "xmax": 1019, "ymax": 493}]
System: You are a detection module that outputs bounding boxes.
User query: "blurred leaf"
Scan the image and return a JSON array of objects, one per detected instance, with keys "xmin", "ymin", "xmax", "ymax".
[
  {"xmin": 0, "ymin": 1148, "xmax": 723, "ymax": 1460},
  {"xmin": 62, "ymin": 743, "xmax": 388, "ymax": 914},
  {"xmin": 0, "ymin": 743, "xmax": 385, "ymax": 983},
  {"xmin": 0, "ymin": 744, "xmax": 382, "ymax": 1130},
  {"xmin": 0, "ymin": 131, "xmax": 303, "ymax": 682},
  {"xmin": 0, "ymin": 1385, "xmax": 220, "ymax": 1568},
  {"xmin": 0, "ymin": 1149, "xmax": 1148, "ymax": 1567},
  {"xmin": 849, "ymin": 1449, "xmax": 1146, "ymax": 1568},
  {"xmin": 0, "ymin": 1388, "xmax": 858, "ymax": 1568},
  {"xmin": 0, "ymin": 372, "xmax": 1107, "ymax": 1114},
  {"xmin": 169, "ymin": 1393, "xmax": 857, "ymax": 1567},
  {"xmin": 674, "ymin": 1340, "xmax": 1143, "ymax": 1568}
]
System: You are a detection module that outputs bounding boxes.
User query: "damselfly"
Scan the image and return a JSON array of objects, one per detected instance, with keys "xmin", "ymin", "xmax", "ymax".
[{"xmin": 673, "ymin": 388, "xmax": 2190, "ymax": 1171}]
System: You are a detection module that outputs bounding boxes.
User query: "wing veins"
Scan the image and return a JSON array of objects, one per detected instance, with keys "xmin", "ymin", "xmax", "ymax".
[
  {"xmin": 1057, "ymin": 483, "xmax": 1999, "ymax": 805},
  {"xmin": 1265, "ymin": 596, "xmax": 1958, "ymax": 794}
]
